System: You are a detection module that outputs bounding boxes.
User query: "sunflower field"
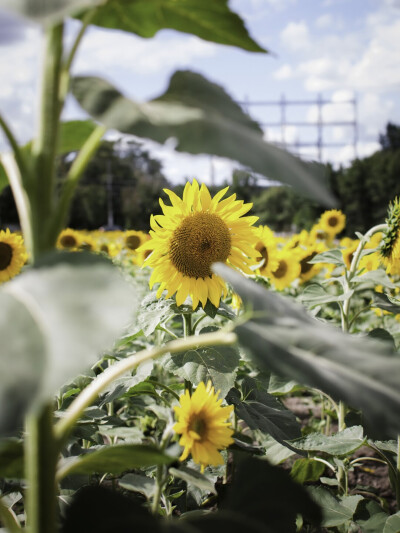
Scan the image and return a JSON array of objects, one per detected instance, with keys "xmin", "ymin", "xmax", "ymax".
[{"xmin": 1, "ymin": 2, "xmax": 400, "ymax": 533}]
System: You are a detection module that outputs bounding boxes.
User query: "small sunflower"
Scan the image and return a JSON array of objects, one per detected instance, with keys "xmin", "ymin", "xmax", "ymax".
[
  {"xmin": 254, "ymin": 225, "xmax": 279, "ymax": 276},
  {"xmin": 141, "ymin": 180, "xmax": 259, "ymax": 309},
  {"xmin": 298, "ymin": 243, "xmax": 326, "ymax": 283},
  {"xmin": 342, "ymin": 239, "xmax": 359, "ymax": 270},
  {"xmin": 173, "ymin": 381, "xmax": 234, "ymax": 472},
  {"xmin": 124, "ymin": 230, "xmax": 148, "ymax": 251},
  {"xmin": 268, "ymin": 249, "xmax": 301, "ymax": 290},
  {"xmin": 319, "ymin": 209, "xmax": 346, "ymax": 237},
  {"xmin": 380, "ymin": 198, "xmax": 400, "ymax": 275},
  {"xmin": 0, "ymin": 229, "xmax": 27, "ymax": 283},
  {"xmin": 57, "ymin": 228, "xmax": 81, "ymax": 250}
]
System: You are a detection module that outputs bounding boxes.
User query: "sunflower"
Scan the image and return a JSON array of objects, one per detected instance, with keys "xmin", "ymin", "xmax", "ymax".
[
  {"xmin": 342, "ymin": 239, "xmax": 359, "ymax": 270},
  {"xmin": 254, "ymin": 225, "xmax": 279, "ymax": 277},
  {"xmin": 0, "ymin": 229, "xmax": 27, "ymax": 283},
  {"xmin": 380, "ymin": 198, "xmax": 400, "ymax": 275},
  {"xmin": 141, "ymin": 180, "xmax": 259, "ymax": 309},
  {"xmin": 298, "ymin": 243, "xmax": 326, "ymax": 283},
  {"xmin": 173, "ymin": 381, "xmax": 234, "ymax": 472},
  {"xmin": 319, "ymin": 209, "xmax": 346, "ymax": 238},
  {"xmin": 124, "ymin": 230, "xmax": 148, "ymax": 251},
  {"xmin": 57, "ymin": 228, "xmax": 81, "ymax": 250},
  {"xmin": 268, "ymin": 249, "xmax": 301, "ymax": 290}
]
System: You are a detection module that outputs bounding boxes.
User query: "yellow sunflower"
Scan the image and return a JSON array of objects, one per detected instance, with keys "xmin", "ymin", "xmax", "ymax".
[
  {"xmin": 0, "ymin": 229, "xmax": 27, "ymax": 283},
  {"xmin": 319, "ymin": 209, "xmax": 346, "ymax": 238},
  {"xmin": 173, "ymin": 381, "xmax": 234, "ymax": 472},
  {"xmin": 268, "ymin": 249, "xmax": 301, "ymax": 290},
  {"xmin": 298, "ymin": 243, "xmax": 326, "ymax": 283},
  {"xmin": 380, "ymin": 198, "xmax": 400, "ymax": 275},
  {"xmin": 124, "ymin": 230, "xmax": 149, "ymax": 251},
  {"xmin": 254, "ymin": 225, "xmax": 279, "ymax": 276},
  {"xmin": 57, "ymin": 228, "xmax": 81, "ymax": 250},
  {"xmin": 342, "ymin": 239, "xmax": 359, "ymax": 270},
  {"xmin": 141, "ymin": 180, "xmax": 259, "ymax": 309}
]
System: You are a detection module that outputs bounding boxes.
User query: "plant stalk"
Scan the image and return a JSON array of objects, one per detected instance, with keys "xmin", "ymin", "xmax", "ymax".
[
  {"xmin": 54, "ymin": 330, "xmax": 237, "ymax": 447},
  {"xmin": 25, "ymin": 403, "xmax": 58, "ymax": 533}
]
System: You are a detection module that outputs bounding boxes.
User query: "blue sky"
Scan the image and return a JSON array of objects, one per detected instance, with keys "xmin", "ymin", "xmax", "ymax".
[{"xmin": 0, "ymin": 0, "xmax": 400, "ymax": 185}]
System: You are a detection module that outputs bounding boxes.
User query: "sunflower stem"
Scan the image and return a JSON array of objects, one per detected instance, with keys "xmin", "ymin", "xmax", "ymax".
[
  {"xmin": 183, "ymin": 313, "xmax": 193, "ymax": 337},
  {"xmin": 54, "ymin": 330, "xmax": 237, "ymax": 448}
]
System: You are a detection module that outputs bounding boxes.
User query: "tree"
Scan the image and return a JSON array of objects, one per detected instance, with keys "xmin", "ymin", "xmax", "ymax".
[
  {"xmin": 379, "ymin": 122, "xmax": 400, "ymax": 151},
  {"xmin": 59, "ymin": 140, "xmax": 170, "ymax": 230}
]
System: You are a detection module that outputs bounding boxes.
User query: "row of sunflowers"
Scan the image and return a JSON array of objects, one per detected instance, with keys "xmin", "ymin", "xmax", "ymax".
[{"xmin": 1, "ymin": 181, "xmax": 397, "ymax": 303}]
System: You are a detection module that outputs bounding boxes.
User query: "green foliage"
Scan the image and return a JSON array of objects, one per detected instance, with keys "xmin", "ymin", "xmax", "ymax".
[
  {"xmin": 71, "ymin": 71, "xmax": 334, "ymax": 205},
  {"xmin": 0, "ymin": 252, "xmax": 134, "ymax": 435},
  {"xmin": 76, "ymin": 0, "xmax": 267, "ymax": 52},
  {"xmin": 214, "ymin": 263, "xmax": 400, "ymax": 439},
  {"xmin": 252, "ymin": 184, "xmax": 322, "ymax": 232}
]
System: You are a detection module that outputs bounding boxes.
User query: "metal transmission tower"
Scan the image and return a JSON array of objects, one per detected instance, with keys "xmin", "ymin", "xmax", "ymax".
[{"xmin": 239, "ymin": 93, "xmax": 358, "ymax": 163}]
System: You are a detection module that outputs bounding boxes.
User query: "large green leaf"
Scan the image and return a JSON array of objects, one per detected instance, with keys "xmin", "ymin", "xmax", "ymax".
[
  {"xmin": 164, "ymin": 327, "xmax": 240, "ymax": 398},
  {"xmin": 0, "ymin": 252, "xmax": 135, "ymax": 435},
  {"xmin": 289, "ymin": 426, "xmax": 366, "ymax": 456},
  {"xmin": 214, "ymin": 263, "xmax": 400, "ymax": 439},
  {"xmin": 384, "ymin": 512, "xmax": 400, "ymax": 533},
  {"xmin": 58, "ymin": 444, "xmax": 175, "ymax": 477},
  {"xmin": 71, "ymin": 71, "xmax": 335, "ymax": 205},
  {"xmin": 226, "ymin": 378, "xmax": 301, "ymax": 449},
  {"xmin": 0, "ymin": 0, "xmax": 103, "ymax": 25},
  {"xmin": 76, "ymin": 0, "xmax": 266, "ymax": 52},
  {"xmin": 308, "ymin": 487, "xmax": 362, "ymax": 528}
]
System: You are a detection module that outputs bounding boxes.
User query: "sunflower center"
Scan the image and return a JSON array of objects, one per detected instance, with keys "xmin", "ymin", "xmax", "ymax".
[
  {"xmin": 256, "ymin": 243, "xmax": 269, "ymax": 265},
  {"xmin": 126, "ymin": 235, "xmax": 141, "ymax": 250},
  {"xmin": 60, "ymin": 235, "xmax": 77, "ymax": 248},
  {"xmin": 272, "ymin": 260, "xmax": 288, "ymax": 279},
  {"xmin": 0, "ymin": 242, "xmax": 12, "ymax": 270},
  {"xmin": 189, "ymin": 416, "xmax": 207, "ymax": 439},
  {"xmin": 300, "ymin": 252, "xmax": 317, "ymax": 274},
  {"xmin": 327, "ymin": 216, "xmax": 339, "ymax": 227},
  {"xmin": 170, "ymin": 212, "xmax": 231, "ymax": 279}
]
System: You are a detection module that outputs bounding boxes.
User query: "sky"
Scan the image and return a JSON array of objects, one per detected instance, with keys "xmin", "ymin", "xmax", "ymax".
[{"xmin": 0, "ymin": 0, "xmax": 400, "ymax": 186}]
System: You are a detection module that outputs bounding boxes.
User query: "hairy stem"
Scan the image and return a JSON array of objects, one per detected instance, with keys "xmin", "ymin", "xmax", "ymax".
[
  {"xmin": 54, "ymin": 330, "xmax": 237, "ymax": 448},
  {"xmin": 25, "ymin": 404, "xmax": 58, "ymax": 533}
]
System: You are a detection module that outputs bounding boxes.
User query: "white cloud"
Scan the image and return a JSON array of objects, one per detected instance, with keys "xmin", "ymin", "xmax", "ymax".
[
  {"xmin": 280, "ymin": 21, "xmax": 310, "ymax": 51},
  {"xmin": 73, "ymin": 29, "xmax": 216, "ymax": 79},
  {"xmin": 315, "ymin": 13, "xmax": 334, "ymax": 29},
  {"xmin": 273, "ymin": 63, "xmax": 293, "ymax": 80}
]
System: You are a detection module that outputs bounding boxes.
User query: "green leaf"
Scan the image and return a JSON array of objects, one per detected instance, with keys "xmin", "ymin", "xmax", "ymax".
[
  {"xmin": 308, "ymin": 248, "xmax": 345, "ymax": 266},
  {"xmin": 76, "ymin": 0, "xmax": 266, "ymax": 52},
  {"xmin": 384, "ymin": 512, "xmax": 400, "ymax": 533},
  {"xmin": 300, "ymin": 283, "xmax": 353, "ymax": 307},
  {"xmin": 169, "ymin": 465, "xmax": 217, "ymax": 494},
  {"xmin": 164, "ymin": 327, "xmax": 240, "ymax": 398},
  {"xmin": 58, "ymin": 444, "xmax": 174, "ymax": 478},
  {"xmin": 58, "ymin": 120, "xmax": 98, "ymax": 154},
  {"xmin": 219, "ymin": 457, "xmax": 322, "ymax": 532},
  {"xmin": 214, "ymin": 263, "xmax": 400, "ymax": 439},
  {"xmin": 1, "ymin": 0, "xmax": 104, "ymax": 25},
  {"xmin": 289, "ymin": 426, "xmax": 366, "ymax": 456},
  {"xmin": 356, "ymin": 500, "xmax": 389, "ymax": 533},
  {"xmin": 373, "ymin": 293, "xmax": 400, "ymax": 314},
  {"xmin": 0, "ymin": 439, "xmax": 24, "ymax": 478},
  {"xmin": 353, "ymin": 270, "xmax": 398, "ymax": 290},
  {"xmin": 367, "ymin": 328, "xmax": 396, "ymax": 350},
  {"xmin": 71, "ymin": 72, "xmax": 335, "ymax": 205},
  {"xmin": 308, "ymin": 487, "xmax": 362, "ymax": 527},
  {"xmin": 137, "ymin": 291, "xmax": 176, "ymax": 337},
  {"xmin": 226, "ymin": 378, "xmax": 302, "ymax": 449},
  {"xmin": 119, "ymin": 473, "xmax": 156, "ymax": 499},
  {"xmin": 0, "ymin": 252, "xmax": 134, "ymax": 435},
  {"xmin": 290, "ymin": 458, "xmax": 325, "ymax": 484},
  {"xmin": 256, "ymin": 433, "xmax": 295, "ymax": 465},
  {"xmin": 267, "ymin": 373, "xmax": 301, "ymax": 396}
]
